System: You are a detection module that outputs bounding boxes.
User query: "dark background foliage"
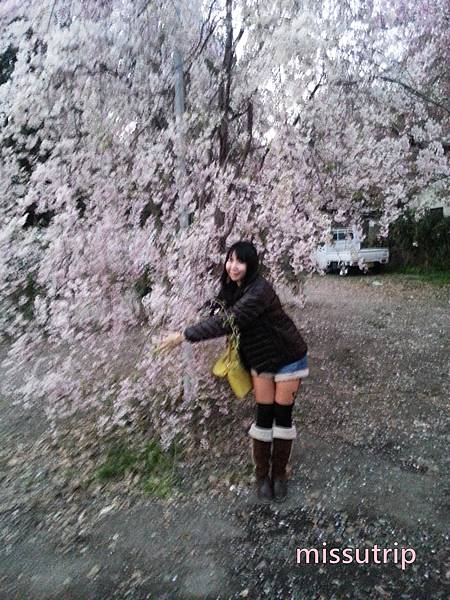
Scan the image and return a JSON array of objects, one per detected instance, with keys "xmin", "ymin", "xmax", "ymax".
[{"xmin": 387, "ymin": 208, "xmax": 449, "ymax": 270}]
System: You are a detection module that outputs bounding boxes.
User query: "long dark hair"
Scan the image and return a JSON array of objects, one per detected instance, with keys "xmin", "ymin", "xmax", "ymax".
[{"xmin": 219, "ymin": 241, "xmax": 259, "ymax": 307}]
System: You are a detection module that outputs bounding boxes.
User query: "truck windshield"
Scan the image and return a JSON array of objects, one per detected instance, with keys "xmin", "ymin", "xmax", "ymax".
[{"xmin": 333, "ymin": 232, "xmax": 354, "ymax": 241}]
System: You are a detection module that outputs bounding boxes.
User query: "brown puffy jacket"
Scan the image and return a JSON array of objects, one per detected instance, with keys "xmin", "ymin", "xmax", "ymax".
[{"xmin": 183, "ymin": 274, "xmax": 307, "ymax": 374}]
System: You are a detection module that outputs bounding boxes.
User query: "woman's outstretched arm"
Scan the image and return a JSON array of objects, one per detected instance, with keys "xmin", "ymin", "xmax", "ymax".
[{"xmin": 157, "ymin": 278, "xmax": 273, "ymax": 351}]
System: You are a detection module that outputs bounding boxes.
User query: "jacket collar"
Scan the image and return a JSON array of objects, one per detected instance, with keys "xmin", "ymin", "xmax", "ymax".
[{"xmin": 235, "ymin": 271, "xmax": 260, "ymax": 300}]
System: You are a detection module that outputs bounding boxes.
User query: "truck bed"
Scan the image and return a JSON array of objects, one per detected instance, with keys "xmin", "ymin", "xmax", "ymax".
[
  {"xmin": 319, "ymin": 248, "xmax": 388, "ymax": 263},
  {"xmin": 315, "ymin": 246, "xmax": 389, "ymax": 272}
]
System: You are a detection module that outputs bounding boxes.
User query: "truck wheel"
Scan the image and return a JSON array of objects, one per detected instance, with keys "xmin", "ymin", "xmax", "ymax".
[
  {"xmin": 372, "ymin": 263, "xmax": 385, "ymax": 274},
  {"xmin": 339, "ymin": 265, "xmax": 349, "ymax": 276}
]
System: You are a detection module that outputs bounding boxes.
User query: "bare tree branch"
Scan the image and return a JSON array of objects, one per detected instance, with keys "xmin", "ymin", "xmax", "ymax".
[{"xmin": 377, "ymin": 75, "xmax": 450, "ymax": 115}]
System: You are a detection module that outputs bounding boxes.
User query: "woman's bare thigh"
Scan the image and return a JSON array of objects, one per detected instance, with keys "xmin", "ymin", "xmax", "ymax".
[
  {"xmin": 275, "ymin": 379, "xmax": 301, "ymax": 405},
  {"xmin": 252, "ymin": 375, "xmax": 275, "ymax": 404}
]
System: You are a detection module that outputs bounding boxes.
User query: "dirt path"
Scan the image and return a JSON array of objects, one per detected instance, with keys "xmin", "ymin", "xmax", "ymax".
[{"xmin": 0, "ymin": 274, "xmax": 448, "ymax": 599}]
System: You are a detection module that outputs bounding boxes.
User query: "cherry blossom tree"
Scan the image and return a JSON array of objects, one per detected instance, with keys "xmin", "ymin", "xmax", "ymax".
[{"xmin": 0, "ymin": 0, "xmax": 447, "ymax": 445}]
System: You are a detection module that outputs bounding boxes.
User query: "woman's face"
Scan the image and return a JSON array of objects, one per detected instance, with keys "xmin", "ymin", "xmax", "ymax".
[{"xmin": 226, "ymin": 251, "xmax": 247, "ymax": 285}]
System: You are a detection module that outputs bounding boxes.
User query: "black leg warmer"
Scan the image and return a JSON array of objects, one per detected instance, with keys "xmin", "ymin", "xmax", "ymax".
[
  {"xmin": 256, "ymin": 403, "xmax": 274, "ymax": 429},
  {"xmin": 273, "ymin": 401, "xmax": 293, "ymax": 428}
]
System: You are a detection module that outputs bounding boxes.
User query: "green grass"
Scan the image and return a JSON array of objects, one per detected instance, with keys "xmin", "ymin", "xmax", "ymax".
[
  {"xmin": 141, "ymin": 472, "xmax": 176, "ymax": 498},
  {"xmin": 95, "ymin": 442, "xmax": 139, "ymax": 480},
  {"xmin": 387, "ymin": 266, "xmax": 449, "ymax": 286},
  {"xmin": 140, "ymin": 439, "xmax": 178, "ymax": 498},
  {"xmin": 94, "ymin": 438, "xmax": 179, "ymax": 498}
]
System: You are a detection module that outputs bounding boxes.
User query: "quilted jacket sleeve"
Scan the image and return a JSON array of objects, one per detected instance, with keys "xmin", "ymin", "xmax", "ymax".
[{"xmin": 184, "ymin": 277, "xmax": 272, "ymax": 343}]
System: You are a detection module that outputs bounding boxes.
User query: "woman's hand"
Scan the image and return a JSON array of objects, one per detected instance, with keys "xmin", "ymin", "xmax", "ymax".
[{"xmin": 155, "ymin": 331, "xmax": 185, "ymax": 355}]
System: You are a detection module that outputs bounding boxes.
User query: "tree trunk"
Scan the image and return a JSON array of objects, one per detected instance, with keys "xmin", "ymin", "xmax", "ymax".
[
  {"xmin": 215, "ymin": 0, "xmax": 234, "ymax": 236},
  {"xmin": 174, "ymin": 4, "xmax": 193, "ymax": 402}
]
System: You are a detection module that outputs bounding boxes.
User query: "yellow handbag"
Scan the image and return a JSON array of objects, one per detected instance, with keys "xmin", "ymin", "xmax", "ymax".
[{"xmin": 212, "ymin": 338, "xmax": 252, "ymax": 399}]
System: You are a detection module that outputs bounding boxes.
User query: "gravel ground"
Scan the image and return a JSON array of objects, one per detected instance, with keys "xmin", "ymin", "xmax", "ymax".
[{"xmin": 0, "ymin": 273, "xmax": 448, "ymax": 600}]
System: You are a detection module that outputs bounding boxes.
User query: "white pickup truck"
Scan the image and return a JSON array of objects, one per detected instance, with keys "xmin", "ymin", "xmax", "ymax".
[{"xmin": 315, "ymin": 227, "xmax": 389, "ymax": 276}]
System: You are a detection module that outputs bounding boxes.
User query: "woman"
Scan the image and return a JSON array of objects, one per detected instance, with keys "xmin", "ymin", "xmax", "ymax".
[{"xmin": 159, "ymin": 241, "xmax": 308, "ymax": 503}]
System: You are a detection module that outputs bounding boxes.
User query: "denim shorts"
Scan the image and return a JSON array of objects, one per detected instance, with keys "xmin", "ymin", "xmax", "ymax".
[{"xmin": 250, "ymin": 354, "xmax": 309, "ymax": 382}]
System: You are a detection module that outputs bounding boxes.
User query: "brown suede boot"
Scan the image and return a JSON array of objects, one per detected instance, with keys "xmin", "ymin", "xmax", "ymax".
[
  {"xmin": 252, "ymin": 439, "xmax": 273, "ymax": 501},
  {"xmin": 249, "ymin": 423, "xmax": 274, "ymax": 501},
  {"xmin": 271, "ymin": 429, "xmax": 295, "ymax": 503}
]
